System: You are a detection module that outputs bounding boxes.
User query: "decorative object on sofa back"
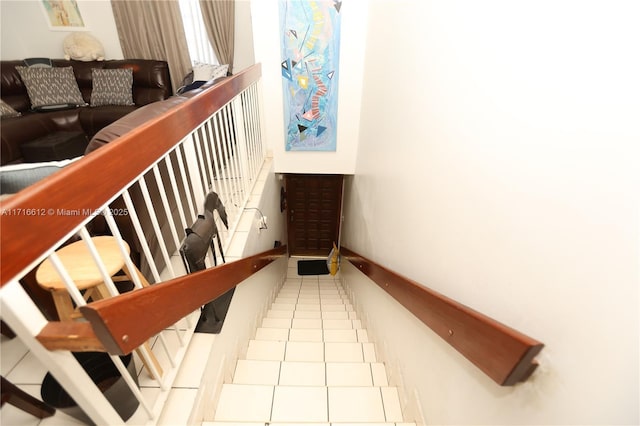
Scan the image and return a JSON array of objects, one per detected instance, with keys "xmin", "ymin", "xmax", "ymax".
[
  {"xmin": 15, "ymin": 66, "xmax": 86, "ymax": 111},
  {"xmin": 23, "ymin": 58, "xmax": 53, "ymax": 68},
  {"xmin": 63, "ymin": 33, "xmax": 105, "ymax": 62}
]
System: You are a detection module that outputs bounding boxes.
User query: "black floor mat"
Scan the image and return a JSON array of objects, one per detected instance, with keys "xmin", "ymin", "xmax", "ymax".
[{"xmin": 297, "ymin": 259, "xmax": 329, "ymax": 275}]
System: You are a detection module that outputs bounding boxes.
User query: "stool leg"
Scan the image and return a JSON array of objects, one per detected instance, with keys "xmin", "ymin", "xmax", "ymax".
[
  {"xmin": 121, "ymin": 265, "xmax": 164, "ymax": 380},
  {"xmin": 51, "ymin": 291, "xmax": 75, "ymax": 321},
  {"xmin": 93, "ymin": 283, "xmax": 112, "ymax": 300},
  {"xmin": 135, "ymin": 343, "xmax": 164, "ymax": 381},
  {"xmin": 123, "ymin": 264, "xmax": 151, "ymax": 288}
]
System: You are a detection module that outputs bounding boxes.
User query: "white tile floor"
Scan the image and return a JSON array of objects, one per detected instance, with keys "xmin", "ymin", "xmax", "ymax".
[
  {"xmin": 204, "ymin": 258, "xmax": 414, "ymax": 426},
  {"xmin": 0, "ymin": 310, "xmax": 215, "ymax": 425}
]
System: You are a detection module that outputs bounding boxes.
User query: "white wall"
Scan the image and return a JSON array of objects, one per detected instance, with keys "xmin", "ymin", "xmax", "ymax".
[
  {"xmin": 223, "ymin": 158, "xmax": 287, "ymax": 260},
  {"xmin": 342, "ymin": 0, "xmax": 639, "ymax": 424},
  {"xmin": 0, "ymin": 0, "xmax": 255, "ymax": 73},
  {"xmin": 250, "ymin": 0, "xmax": 367, "ymax": 174},
  {"xmin": 233, "ymin": 0, "xmax": 256, "ymax": 73},
  {"xmin": 0, "ymin": 0, "xmax": 122, "ymax": 61},
  {"xmin": 240, "ymin": 164, "xmax": 287, "ymax": 258}
]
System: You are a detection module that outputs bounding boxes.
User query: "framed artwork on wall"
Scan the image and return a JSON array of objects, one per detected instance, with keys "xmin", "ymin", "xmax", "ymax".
[
  {"xmin": 40, "ymin": 0, "xmax": 86, "ymax": 31},
  {"xmin": 279, "ymin": 0, "xmax": 342, "ymax": 152}
]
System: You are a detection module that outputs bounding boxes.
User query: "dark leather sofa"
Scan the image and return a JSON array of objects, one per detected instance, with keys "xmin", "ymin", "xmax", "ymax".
[{"xmin": 0, "ymin": 59, "xmax": 172, "ymax": 165}]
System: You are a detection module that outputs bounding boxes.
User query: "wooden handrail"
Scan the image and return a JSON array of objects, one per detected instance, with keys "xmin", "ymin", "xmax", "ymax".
[
  {"xmin": 36, "ymin": 322, "xmax": 106, "ymax": 352},
  {"xmin": 341, "ymin": 247, "xmax": 543, "ymax": 386},
  {"xmin": 0, "ymin": 64, "xmax": 262, "ymax": 287},
  {"xmin": 79, "ymin": 245, "xmax": 287, "ymax": 355}
]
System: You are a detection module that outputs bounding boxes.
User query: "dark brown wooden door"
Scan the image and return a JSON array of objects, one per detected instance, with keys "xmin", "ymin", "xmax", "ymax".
[{"xmin": 286, "ymin": 174, "xmax": 343, "ymax": 256}]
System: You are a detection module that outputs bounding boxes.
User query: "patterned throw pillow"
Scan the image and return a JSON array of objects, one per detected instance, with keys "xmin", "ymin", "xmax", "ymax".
[
  {"xmin": 0, "ymin": 99, "xmax": 21, "ymax": 118},
  {"xmin": 90, "ymin": 68, "xmax": 134, "ymax": 107},
  {"xmin": 192, "ymin": 63, "xmax": 229, "ymax": 82},
  {"xmin": 15, "ymin": 66, "xmax": 85, "ymax": 109}
]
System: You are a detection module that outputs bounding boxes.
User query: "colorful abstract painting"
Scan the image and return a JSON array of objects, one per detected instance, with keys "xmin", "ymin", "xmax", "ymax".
[{"xmin": 279, "ymin": 1, "xmax": 342, "ymax": 151}]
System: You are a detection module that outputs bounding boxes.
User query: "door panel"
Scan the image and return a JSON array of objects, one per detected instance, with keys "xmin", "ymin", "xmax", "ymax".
[{"xmin": 286, "ymin": 174, "xmax": 343, "ymax": 256}]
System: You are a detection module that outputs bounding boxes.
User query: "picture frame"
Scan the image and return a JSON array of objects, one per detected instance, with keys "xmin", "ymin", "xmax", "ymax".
[{"xmin": 40, "ymin": 0, "xmax": 86, "ymax": 31}]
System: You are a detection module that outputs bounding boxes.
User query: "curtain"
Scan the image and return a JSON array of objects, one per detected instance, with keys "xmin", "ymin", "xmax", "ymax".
[
  {"xmin": 199, "ymin": 0, "xmax": 235, "ymax": 73},
  {"xmin": 111, "ymin": 1, "xmax": 192, "ymax": 93}
]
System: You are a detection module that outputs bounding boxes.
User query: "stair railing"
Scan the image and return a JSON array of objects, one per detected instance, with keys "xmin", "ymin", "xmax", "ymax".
[
  {"xmin": 0, "ymin": 64, "xmax": 267, "ymax": 424},
  {"xmin": 340, "ymin": 247, "xmax": 544, "ymax": 386},
  {"xmin": 80, "ymin": 245, "xmax": 287, "ymax": 355}
]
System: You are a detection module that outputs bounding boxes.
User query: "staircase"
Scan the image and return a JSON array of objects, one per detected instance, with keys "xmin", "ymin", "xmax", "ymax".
[{"xmin": 204, "ymin": 261, "xmax": 413, "ymax": 425}]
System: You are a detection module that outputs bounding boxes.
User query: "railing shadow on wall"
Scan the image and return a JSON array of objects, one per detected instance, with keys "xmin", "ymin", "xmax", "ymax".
[
  {"xmin": 340, "ymin": 247, "xmax": 544, "ymax": 386},
  {"xmin": 0, "ymin": 64, "xmax": 269, "ymax": 424}
]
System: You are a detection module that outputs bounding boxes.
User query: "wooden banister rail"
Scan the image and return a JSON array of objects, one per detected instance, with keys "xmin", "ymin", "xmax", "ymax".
[
  {"xmin": 341, "ymin": 247, "xmax": 543, "ymax": 386},
  {"xmin": 78, "ymin": 245, "xmax": 287, "ymax": 355},
  {"xmin": 0, "ymin": 64, "xmax": 262, "ymax": 287},
  {"xmin": 36, "ymin": 322, "xmax": 106, "ymax": 352}
]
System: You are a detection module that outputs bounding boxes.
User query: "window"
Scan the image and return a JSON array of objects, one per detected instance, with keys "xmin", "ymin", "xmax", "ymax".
[{"xmin": 178, "ymin": 0, "xmax": 218, "ymax": 65}]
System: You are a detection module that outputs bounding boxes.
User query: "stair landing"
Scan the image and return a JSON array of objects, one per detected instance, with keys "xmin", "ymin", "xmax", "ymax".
[{"xmin": 205, "ymin": 259, "xmax": 413, "ymax": 425}]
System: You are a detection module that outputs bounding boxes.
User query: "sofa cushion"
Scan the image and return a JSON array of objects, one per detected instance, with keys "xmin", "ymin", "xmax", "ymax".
[
  {"xmin": 16, "ymin": 66, "xmax": 86, "ymax": 110},
  {"xmin": 0, "ymin": 99, "xmax": 21, "ymax": 118},
  {"xmin": 0, "ymin": 156, "xmax": 82, "ymax": 194},
  {"xmin": 1, "ymin": 111, "xmax": 80, "ymax": 166},
  {"xmin": 90, "ymin": 68, "xmax": 134, "ymax": 107},
  {"xmin": 19, "ymin": 131, "xmax": 87, "ymax": 163}
]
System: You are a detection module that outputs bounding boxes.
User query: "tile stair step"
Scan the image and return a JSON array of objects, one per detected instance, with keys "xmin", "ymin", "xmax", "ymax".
[
  {"xmin": 204, "ymin": 423, "xmax": 417, "ymax": 426},
  {"xmin": 233, "ymin": 360, "xmax": 390, "ymax": 386},
  {"xmin": 209, "ymin": 271, "xmax": 408, "ymax": 423},
  {"xmin": 245, "ymin": 340, "xmax": 378, "ymax": 363},
  {"xmin": 213, "ymin": 384, "xmax": 405, "ymax": 423}
]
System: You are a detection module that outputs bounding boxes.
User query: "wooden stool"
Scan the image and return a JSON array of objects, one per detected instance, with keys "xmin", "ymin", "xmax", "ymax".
[{"xmin": 36, "ymin": 236, "xmax": 163, "ymax": 380}]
